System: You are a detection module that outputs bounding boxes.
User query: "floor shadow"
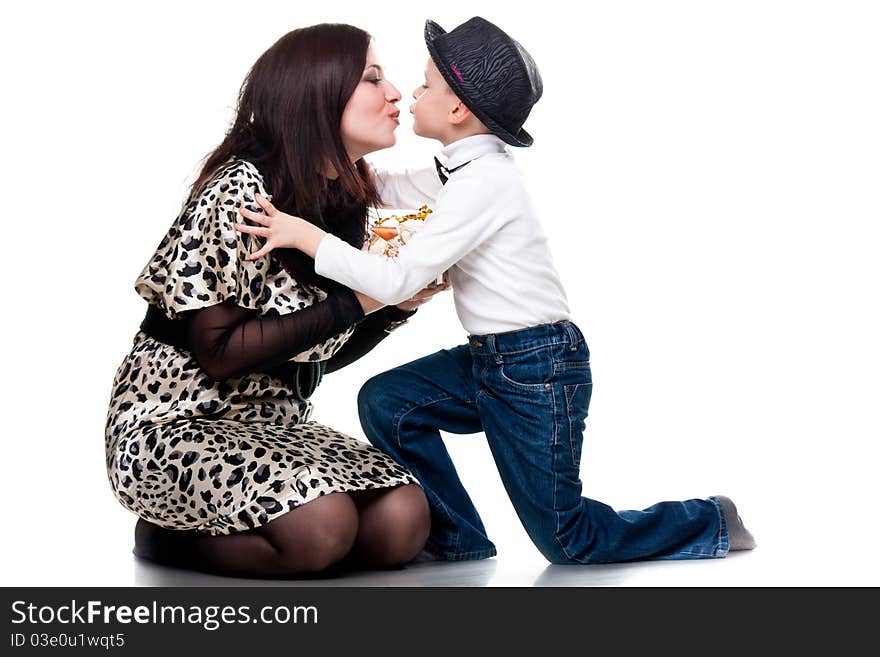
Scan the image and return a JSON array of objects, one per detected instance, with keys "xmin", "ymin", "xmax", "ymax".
[
  {"xmin": 531, "ymin": 562, "xmax": 634, "ymax": 587},
  {"xmin": 532, "ymin": 551, "xmax": 752, "ymax": 587},
  {"xmin": 133, "ymin": 554, "xmax": 498, "ymax": 587}
]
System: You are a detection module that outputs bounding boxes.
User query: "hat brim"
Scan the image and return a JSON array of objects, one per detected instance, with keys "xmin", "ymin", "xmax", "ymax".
[
  {"xmin": 424, "ymin": 19, "xmax": 446, "ymax": 44},
  {"xmin": 423, "ymin": 19, "xmax": 534, "ymax": 147}
]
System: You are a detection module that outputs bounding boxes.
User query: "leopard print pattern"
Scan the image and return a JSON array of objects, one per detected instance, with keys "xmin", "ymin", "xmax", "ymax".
[
  {"xmin": 135, "ymin": 158, "xmax": 353, "ymax": 362},
  {"xmin": 105, "ymin": 161, "xmax": 417, "ymax": 535}
]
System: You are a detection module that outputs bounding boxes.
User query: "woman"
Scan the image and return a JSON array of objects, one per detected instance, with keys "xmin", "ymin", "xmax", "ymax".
[{"xmin": 105, "ymin": 24, "xmax": 447, "ymax": 578}]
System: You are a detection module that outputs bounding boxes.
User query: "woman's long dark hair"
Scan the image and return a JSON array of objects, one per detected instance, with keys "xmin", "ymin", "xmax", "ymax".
[{"xmin": 193, "ymin": 24, "xmax": 382, "ymax": 288}]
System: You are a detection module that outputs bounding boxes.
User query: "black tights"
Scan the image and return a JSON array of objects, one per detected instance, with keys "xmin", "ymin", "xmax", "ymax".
[{"xmin": 133, "ymin": 484, "xmax": 430, "ymax": 579}]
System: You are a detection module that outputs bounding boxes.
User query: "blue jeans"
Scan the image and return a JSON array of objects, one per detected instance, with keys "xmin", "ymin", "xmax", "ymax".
[{"xmin": 358, "ymin": 321, "xmax": 729, "ymax": 563}]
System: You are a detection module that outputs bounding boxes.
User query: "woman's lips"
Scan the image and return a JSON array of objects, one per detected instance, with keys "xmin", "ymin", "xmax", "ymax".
[{"xmin": 389, "ymin": 111, "xmax": 400, "ymax": 124}]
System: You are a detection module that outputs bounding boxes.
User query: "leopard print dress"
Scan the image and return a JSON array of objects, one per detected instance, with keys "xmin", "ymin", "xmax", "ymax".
[{"xmin": 105, "ymin": 159, "xmax": 417, "ymax": 535}]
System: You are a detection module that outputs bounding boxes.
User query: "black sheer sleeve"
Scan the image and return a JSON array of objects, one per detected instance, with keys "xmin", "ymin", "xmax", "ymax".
[
  {"xmin": 323, "ymin": 306, "xmax": 418, "ymax": 374},
  {"xmin": 184, "ymin": 288, "xmax": 365, "ymax": 380}
]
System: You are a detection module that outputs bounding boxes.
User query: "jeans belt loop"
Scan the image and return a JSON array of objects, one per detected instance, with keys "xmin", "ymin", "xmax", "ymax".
[
  {"xmin": 562, "ymin": 321, "xmax": 579, "ymax": 351},
  {"xmin": 487, "ymin": 335, "xmax": 502, "ymax": 364}
]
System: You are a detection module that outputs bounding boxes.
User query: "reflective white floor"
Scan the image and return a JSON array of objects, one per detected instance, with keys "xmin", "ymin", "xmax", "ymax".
[
  {"xmin": 130, "ymin": 545, "xmax": 771, "ymax": 588},
  {"xmin": 6, "ymin": 469, "xmax": 877, "ymax": 587}
]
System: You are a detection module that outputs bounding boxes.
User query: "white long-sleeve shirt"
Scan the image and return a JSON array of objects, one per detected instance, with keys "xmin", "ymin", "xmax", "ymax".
[{"xmin": 315, "ymin": 134, "xmax": 570, "ymax": 335}]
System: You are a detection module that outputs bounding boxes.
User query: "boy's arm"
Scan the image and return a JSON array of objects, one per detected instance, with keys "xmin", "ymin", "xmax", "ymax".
[
  {"xmin": 316, "ymin": 176, "xmax": 497, "ymax": 305},
  {"xmin": 371, "ymin": 163, "xmax": 443, "ymax": 209}
]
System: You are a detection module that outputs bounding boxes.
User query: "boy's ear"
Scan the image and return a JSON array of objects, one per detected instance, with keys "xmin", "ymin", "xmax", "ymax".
[{"xmin": 448, "ymin": 101, "xmax": 473, "ymax": 126}]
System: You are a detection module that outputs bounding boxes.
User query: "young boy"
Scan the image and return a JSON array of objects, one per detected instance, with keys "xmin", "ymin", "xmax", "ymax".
[{"xmin": 237, "ymin": 17, "xmax": 755, "ymax": 563}]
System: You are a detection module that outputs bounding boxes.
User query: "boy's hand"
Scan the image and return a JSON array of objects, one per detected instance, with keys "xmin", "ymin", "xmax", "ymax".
[
  {"xmin": 235, "ymin": 194, "xmax": 326, "ymax": 259},
  {"xmin": 395, "ymin": 271, "xmax": 451, "ymax": 312}
]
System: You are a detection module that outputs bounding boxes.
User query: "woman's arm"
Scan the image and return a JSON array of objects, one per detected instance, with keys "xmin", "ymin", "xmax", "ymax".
[
  {"xmin": 322, "ymin": 272, "xmax": 451, "ymax": 374},
  {"xmin": 322, "ymin": 306, "xmax": 416, "ymax": 374},
  {"xmin": 186, "ymin": 274, "xmax": 449, "ymax": 379},
  {"xmin": 185, "ymin": 290, "xmax": 366, "ymax": 380}
]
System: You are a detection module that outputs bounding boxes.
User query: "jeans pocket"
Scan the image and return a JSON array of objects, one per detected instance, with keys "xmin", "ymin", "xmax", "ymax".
[
  {"xmin": 498, "ymin": 348, "xmax": 555, "ymax": 390},
  {"xmin": 563, "ymin": 382, "xmax": 592, "ymax": 467}
]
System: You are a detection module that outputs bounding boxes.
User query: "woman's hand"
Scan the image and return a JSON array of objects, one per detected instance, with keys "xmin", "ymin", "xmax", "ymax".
[
  {"xmin": 235, "ymin": 194, "xmax": 327, "ymax": 259},
  {"xmin": 395, "ymin": 271, "xmax": 451, "ymax": 312},
  {"xmin": 354, "ymin": 291, "xmax": 384, "ymax": 315}
]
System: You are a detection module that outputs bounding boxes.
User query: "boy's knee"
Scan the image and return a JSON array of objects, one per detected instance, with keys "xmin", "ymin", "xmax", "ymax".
[
  {"xmin": 357, "ymin": 374, "xmax": 401, "ymax": 441},
  {"xmin": 535, "ymin": 535, "xmax": 610, "ymax": 565},
  {"xmin": 534, "ymin": 538, "xmax": 575, "ymax": 565},
  {"xmin": 525, "ymin": 524, "xmax": 589, "ymax": 565},
  {"xmin": 357, "ymin": 375, "xmax": 386, "ymax": 419}
]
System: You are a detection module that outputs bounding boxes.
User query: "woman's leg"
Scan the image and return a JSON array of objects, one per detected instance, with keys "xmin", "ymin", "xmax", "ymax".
[
  {"xmin": 134, "ymin": 492, "xmax": 359, "ymax": 578},
  {"xmin": 346, "ymin": 484, "xmax": 431, "ymax": 569}
]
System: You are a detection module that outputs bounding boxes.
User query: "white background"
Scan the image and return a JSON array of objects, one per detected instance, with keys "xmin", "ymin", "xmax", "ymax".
[{"xmin": 1, "ymin": 0, "xmax": 877, "ymax": 586}]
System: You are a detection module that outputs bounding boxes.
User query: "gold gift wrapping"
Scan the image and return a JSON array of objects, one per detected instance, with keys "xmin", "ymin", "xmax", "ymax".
[{"xmin": 366, "ymin": 206, "xmax": 443, "ymax": 286}]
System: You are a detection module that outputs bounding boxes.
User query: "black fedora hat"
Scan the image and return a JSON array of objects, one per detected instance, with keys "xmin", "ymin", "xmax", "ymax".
[{"xmin": 424, "ymin": 17, "xmax": 542, "ymax": 148}]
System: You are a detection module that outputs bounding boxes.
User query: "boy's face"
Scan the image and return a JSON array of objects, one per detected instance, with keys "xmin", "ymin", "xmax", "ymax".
[{"xmin": 409, "ymin": 58, "xmax": 459, "ymax": 141}]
